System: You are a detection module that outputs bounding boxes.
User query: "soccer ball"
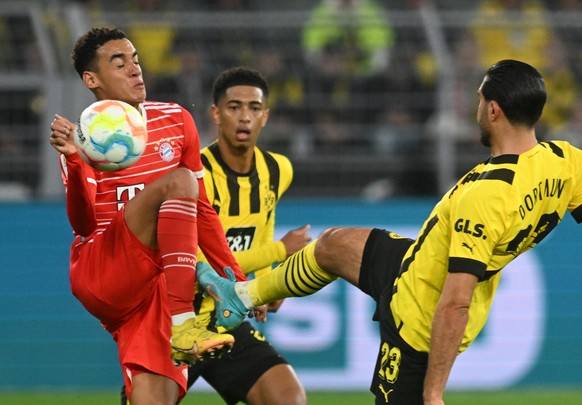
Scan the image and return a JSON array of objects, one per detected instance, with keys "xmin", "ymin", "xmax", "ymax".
[{"xmin": 74, "ymin": 99, "xmax": 148, "ymax": 172}]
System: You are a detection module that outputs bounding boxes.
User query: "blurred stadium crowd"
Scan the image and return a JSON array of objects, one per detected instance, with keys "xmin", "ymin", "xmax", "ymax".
[{"xmin": 1, "ymin": 0, "xmax": 582, "ymax": 200}]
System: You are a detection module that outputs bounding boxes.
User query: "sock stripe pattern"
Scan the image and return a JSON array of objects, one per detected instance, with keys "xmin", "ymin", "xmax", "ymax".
[
  {"xmin": 159, "ymin": 199, "xmax": 197, "ymax": 216},
  {"xmin": 284, "ymin": 244, "xmax": 337, "ymax": 296},
  {"xmin": 252, "ymin": 240, "xmax": 338, "ymax": 305}
]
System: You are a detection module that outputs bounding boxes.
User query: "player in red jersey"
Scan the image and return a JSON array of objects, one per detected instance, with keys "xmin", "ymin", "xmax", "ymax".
[{"xmin": 49, "ymin": 26, "xmax": 260, "ymax": 405}]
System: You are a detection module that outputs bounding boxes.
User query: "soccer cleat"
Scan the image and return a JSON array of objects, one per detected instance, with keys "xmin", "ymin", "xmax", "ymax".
[
  {"xmin": 170, "ymin": 317, "xmax": 234, "ymax": 366},
  {"xmin": 196, "ymin": 262, "xmax": 251, "ymax": 330}
]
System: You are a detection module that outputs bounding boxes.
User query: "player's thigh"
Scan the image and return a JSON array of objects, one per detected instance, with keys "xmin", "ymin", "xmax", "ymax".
[
  {"xmin": 196, "ymin": 322, "xmax": 289, "ymax": 404},
  {"xmin": 124, "ymin": 167, "xmax": 198, "ymax": 248},
  {"xmin": 130, "ymin": 372, "xmax": 179, "ymax": 405},
  {"xmin": 315, "ymin": 227, "xmax": 373, "ymax": 286},
  {"xmin": 247, "ymin": 363, "xmax": 306, "ymax": 405},
  {"xmin": 358, "ymin": 228, "xmax": 414, "ymax": 300}
]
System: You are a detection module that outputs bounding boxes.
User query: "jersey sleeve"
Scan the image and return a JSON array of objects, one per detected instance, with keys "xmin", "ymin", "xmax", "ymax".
[
  {"xmin": 178, "ymin": 107, "xmax": 204, "ymax": 176},
  {"xmin": 567, "ymin": 143, "xmax": 582, "ymax": 223},
  {"xmin": 273, "ymin": 152, "xmax": 293, "ymax": 196},
  {"xmin": 238, "ymin": 151, "xmax": 292, "ymax": 277},
  {"xmin": 196, "ymin": 171, "xmax": 247, "ymax": 282},
  {"xmin": 233, "ymin": 240, "xmax": 286, "ymax": 277},
  {"xmin": 60, "ymin": 152, "xmax": 97, "ymax": 237}
]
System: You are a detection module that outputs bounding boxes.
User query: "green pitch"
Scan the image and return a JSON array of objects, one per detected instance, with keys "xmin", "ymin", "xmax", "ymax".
[{"xmin": 1, "ymin": 389, "xmax": 582, "ymax": 404}]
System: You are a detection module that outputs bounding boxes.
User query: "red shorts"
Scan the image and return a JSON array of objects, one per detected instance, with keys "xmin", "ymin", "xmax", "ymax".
[{"xmin": 69, "ymin": 208, "xmax": 187, "ymax": 399}]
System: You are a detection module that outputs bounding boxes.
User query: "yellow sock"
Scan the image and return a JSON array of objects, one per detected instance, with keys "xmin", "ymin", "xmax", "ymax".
[{"xmin": 248, "ymin": 240, "xmax": 338, "ymax": 306}]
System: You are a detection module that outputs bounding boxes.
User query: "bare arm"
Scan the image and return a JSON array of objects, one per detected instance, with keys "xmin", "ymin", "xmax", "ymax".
[{"xmin": 424, "ymin": 272, "xmax": 478, "ymax": 405}]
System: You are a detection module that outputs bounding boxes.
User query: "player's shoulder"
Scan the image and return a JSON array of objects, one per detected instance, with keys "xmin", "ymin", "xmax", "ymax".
[
  {"xmin": 143, "ymin": 100, "xmax": 186, "ymax": 118},
  {"xmin": 200, "ymin": 142, "xmax": 219, "ymax": 164},
  {"xmin": 257, "ymin": 147, "xmax": 292, "ymax": 169},
  {"xmin": 540, "ymin": 140, "xmax": 582, "ymax": 156}
]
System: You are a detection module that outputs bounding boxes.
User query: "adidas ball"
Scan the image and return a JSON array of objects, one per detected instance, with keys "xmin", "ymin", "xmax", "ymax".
[{"xmin": 74, "ymin": 99, "xmax": 148, "ymax": 172}]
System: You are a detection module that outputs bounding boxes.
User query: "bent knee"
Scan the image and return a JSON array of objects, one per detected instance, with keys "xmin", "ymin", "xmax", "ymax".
[
  {"xmin": 314, "ymin": 227, "xmax": 344, "ymax": 267},
  {"xmin": 315, "ymin": 227, "xmax": 370, "ymax": 275},
  {"xmin": 162, "ymin": 168, "xmax": 199, "ymax": 200}
]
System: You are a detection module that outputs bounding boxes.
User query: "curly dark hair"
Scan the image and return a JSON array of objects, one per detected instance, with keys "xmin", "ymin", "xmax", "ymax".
[
  {"xmin": 212, "ymin": 66, "xmax": 269, "ymax": 105},
  {"xmin": 71, "ymin": 26, "xmax": 127, "ymax": 77}
]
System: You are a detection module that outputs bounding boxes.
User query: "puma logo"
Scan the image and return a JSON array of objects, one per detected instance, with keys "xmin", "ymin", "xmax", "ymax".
[
  {"xmin": 378, "ymin": 383, "xmax": 393, "ymax": 403},
  {"xmin": 462, "ymin": 242, "xmax": 475, "ymax": 253}
]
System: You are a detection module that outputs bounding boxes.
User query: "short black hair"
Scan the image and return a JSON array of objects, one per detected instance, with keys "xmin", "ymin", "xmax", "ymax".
[
  {"xmin": 212, "ymin": 66, "xmax": 269, "ymax": 105},
  {"xmin": 71, "ymin": 26, "xmax": 128, "ymax": 77},
  {"xmin": 481, "ymin": 59, "xmax": 546, "ymax": 128}
]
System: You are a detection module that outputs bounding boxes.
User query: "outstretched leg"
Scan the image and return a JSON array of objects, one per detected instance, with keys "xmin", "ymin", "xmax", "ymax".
[
  {"xmin": 250, "ymin": 227, "xmax": 372, "ymax": 304},
  {"xmin": 197, "ymin": 227, "xmax": 373, "ymax": 329}
]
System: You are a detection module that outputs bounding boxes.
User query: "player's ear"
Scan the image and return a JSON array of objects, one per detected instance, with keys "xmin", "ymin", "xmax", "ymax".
[
  {"xmin": 83, "ymin": 71, "xmax": 99, "ymax": 90},
  {"xmin": 261, "ymin": 108, "xmax": 270, "ymax": 128},
  {"xmin": 210, "ymin": 104, "xmax": 221, "ymax": 125},
  {"xmin": 489, "ymin": 100, "xmax": 502, "ymax": 120}
]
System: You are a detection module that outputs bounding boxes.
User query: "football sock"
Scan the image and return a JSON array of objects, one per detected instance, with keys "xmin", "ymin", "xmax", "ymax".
[
  {"xmin": 248, "ymin": 240, "xmax": 338, "ymax": 306},
  {"xmin": 158, "ymin": 198, "xmax": 198, "ymax": 316}
]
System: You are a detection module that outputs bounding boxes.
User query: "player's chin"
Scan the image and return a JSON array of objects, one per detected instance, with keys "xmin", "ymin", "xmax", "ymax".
[{"xmin": 130, "ymin": 88, "xmax": 146, "ymax": 103}]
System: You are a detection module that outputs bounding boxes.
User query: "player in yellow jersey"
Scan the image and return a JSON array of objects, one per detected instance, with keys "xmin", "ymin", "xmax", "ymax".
[
  {"xmin": 189, "ymin": 67, "xmax": 310, "ymax": 405},
  {"xmin": 197, "ymin": 60, "xmax": 582, "ymax": 405}
]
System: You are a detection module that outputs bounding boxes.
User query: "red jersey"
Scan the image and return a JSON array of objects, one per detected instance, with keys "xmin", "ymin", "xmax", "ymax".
[{"xmin": 60, "ymin": 100, "xmax": 245, "ymax": 281}]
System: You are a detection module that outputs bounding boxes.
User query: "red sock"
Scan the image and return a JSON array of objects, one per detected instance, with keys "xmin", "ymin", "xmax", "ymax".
[{"xmin": 158, "ymin": 198, "xmax": 198, "ymax": 315}]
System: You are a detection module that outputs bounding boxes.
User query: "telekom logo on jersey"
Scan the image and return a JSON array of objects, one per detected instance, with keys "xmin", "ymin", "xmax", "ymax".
[{"xmin": 116, "ymin": 183, "xmax": 145, "ymax": 210}]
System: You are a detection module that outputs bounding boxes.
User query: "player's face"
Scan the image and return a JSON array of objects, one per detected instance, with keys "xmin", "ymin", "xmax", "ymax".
[
  {"xmin": 211, "ymin": 85, "xmax": 269, "ymax": 151},
  {"xmin": 476, "ymin": 84, "xmax": 492, "ymax": 147},
  {"xmin": 84, "ymin": 39, "xmax": 146, "ymax": 109}
]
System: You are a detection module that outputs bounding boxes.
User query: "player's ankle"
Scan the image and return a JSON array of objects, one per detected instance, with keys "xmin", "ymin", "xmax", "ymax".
[{"xmin": 234, "ymin": 281, "xmax": 254, "ymax": 309}]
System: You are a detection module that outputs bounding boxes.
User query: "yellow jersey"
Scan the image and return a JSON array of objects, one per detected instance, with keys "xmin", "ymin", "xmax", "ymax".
[
  {"xmin": 195, "ymin": 142, "xmax": 293, "ymax": 330},
  {"xmin": 391, "ymin": 141, "xmax": 582, "ymax": 353}
]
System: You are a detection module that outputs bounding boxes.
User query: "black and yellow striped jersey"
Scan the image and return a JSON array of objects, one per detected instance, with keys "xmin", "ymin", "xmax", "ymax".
[
  {"xmin": 196, "ymin": 142, "xmax": 293, "ymax": 329},
  {"xmin": 391, "ymin": 141, "xmax": 582, "ymax": 353}
]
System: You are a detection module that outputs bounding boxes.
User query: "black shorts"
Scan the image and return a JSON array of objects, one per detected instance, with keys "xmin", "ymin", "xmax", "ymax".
[
  {"xmin": 187, "ymin": 321, "xmax": 288, "ymax": 405},
  {"xmin": 359, "ymin": 228, "xmax": 428, "ymax": 405}
]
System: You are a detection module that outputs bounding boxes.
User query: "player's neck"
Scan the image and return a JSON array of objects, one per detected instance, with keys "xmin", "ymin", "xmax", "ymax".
[
  {"xmin": 219, "ymin": 143, "xmax": 255, "ymax": 174},
  {"xmin": 490, "ymin": 129, "xmax": 538, "ymax": 157}
]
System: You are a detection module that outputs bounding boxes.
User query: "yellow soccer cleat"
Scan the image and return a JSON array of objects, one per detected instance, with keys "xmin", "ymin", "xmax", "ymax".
[{"xmin": 170, "ymin": 317, "xmax": 234, "ymax": 366}]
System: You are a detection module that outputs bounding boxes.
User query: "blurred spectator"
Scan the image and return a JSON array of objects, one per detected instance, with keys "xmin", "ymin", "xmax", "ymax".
[
  {"xmin": 537, "ymin": 36, "xmax": 579, "ymax": 136},
  {"xmin": 125, "ymin": 0, "xmax": 180, "ymax": 76},
  {"xmin": 147, "ymin": 42, "xmax": 214, "ymax": 145},
  {"xmin": 249, "ymin": 47, "xmax": 307, "ymax": 154},
  {"xmin": 0, "ymin": 14, "xmax": 41, "ymax": 72},
  {"xmin": 546, "ymin": 0, "xmax": 582, "ymax": 86},
  {"xmin": 372, "ymin": 106, "xmax": 420, "ymax": 155},
  {"xmin": 549, "ymin": 99, "xmax": 582, "ymax": 149},
  {"xmin": 468, "ymin": 0, "xmax": 580, "ymax": 135},
  {"xmin": 469, "ymin": 0, "xmax": 551, "ymax": 70},
  {"xmin": 301, "ymin": 0, "xmax": 395, "ymax": 154},
  {"xmin": 302, "ymin": 0, "xmax": 395, "ymax": 78}
]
